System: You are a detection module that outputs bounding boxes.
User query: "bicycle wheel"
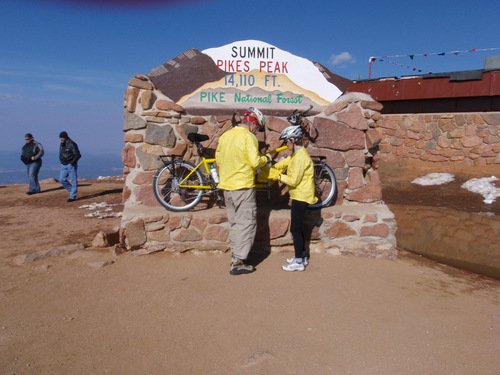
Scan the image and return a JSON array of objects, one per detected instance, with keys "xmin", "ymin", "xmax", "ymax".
[
  {"xmin": 153, "ymin": 160, "xmax": 205, "ymax": 211},
  {"xmin": 309, "ymin": 160, "xmax": 337, "ymax": 209}
]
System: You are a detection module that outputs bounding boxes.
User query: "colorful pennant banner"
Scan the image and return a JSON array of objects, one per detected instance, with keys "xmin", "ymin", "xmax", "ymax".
[
  {"xmin": 368, "ymin": 47, "xmax": 500, "ymax": 78},
  {"xmin": 368, "ymin": 47, "xmax": 500, "ymax": 63},
  {"xmin": 377, "ymin": 59, "xmax": 425, "ymax": 73}
]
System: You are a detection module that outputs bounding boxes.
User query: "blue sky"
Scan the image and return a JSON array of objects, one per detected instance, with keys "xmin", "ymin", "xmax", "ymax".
[{"xmin": 1, "ymin": 0, "xmax": 499, "ymax": 156}]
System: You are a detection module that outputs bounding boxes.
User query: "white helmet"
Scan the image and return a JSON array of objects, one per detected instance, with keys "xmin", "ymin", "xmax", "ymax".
[
  {"xmin": 243, "ymin": 107, "xmax": 266, "ymax": 131},
  {"xmin": 279, "ymin": 125, "xmax": 303, "ymax": 141}
]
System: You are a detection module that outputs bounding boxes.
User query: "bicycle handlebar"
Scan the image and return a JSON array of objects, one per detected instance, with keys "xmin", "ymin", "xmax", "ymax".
[
  {"xmin": 267, "ymin": 145, "xmax": 289, "ymax": 155},
  {"xmin": 287, "ymin": 105, "xmax": 313, "ymax": 125}
]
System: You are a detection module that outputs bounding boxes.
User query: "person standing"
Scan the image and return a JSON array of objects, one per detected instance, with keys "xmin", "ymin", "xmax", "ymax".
[
  {"xmin": 21, "ymin": 133, "xmax": 44, "ymax": 195},
  {"xmin": 215, "ymin": 107, "xmax": 270, "ymax": 275},
  {"xmin": 59, "ymin": 131, "xmax": 81, "ymax": 202},
  {"xmin": 267, "ymin": 125, "xmax": 317, "ymax": 272}
]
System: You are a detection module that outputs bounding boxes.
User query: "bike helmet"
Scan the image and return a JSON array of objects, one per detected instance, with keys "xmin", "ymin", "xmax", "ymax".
[
  {"xmin": 243, "ymin": 107, "xmax": 266, "ymax": 131},
  {"xmin": 279, "ymin": 125, "xmax": 303, "ymax": 141}
]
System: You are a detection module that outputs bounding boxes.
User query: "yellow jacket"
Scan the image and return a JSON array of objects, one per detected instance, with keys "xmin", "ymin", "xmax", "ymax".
[
  {"xmin": 273, "ymin": 147, "xmax": 318, "ymax": 205},
  {"xmin": 215, "ymin": 126, "xmax": 268, "ymax": 190}
]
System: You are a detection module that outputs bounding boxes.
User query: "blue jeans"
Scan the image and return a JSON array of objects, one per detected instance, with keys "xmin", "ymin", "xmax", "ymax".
[
  {"xmin": 60, "ymin": 163, "xmax": 78, "ymax": 199},
  {"xmin": 27, "ymin": 160, "xmax": 42, "ymax": 193}
]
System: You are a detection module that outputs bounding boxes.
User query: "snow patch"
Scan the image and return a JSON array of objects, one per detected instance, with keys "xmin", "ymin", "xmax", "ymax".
[
  {"xmin": 411, "ymin": 172, "xmax": 499, "ymax": 204},
  {"xmin": 461, "ymin": 176, "xmax": 500, "ymax": 204},
  {"xmin": 79, "ymin": 202, "xmax": 123, "ymax": 219},
  {"xmin": 411, "ymin": 173, "xmax": 455, "ymax": 186}
]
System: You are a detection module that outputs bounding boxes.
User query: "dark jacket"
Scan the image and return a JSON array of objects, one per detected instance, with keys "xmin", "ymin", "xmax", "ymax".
[
  {"xmin": 21, "ymin": 141, "xmax": 44, "ymax": 165},
  {"xmin": 59, "ymin": 138, "xmax": 81, "ymax": 165}
]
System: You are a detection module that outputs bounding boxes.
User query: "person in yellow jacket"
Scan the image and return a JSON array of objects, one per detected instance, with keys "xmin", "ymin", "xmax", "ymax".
[
  {"xmin": 215, "ymin": 107, "xmax": 270, "ymax": 275},
  {"xmin": 268, "ymin": 125, "xmax": 317, "ymax": 272}
]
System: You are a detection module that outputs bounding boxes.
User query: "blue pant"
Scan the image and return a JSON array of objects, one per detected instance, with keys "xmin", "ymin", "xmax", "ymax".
[
  {"xmin": 60, "ymin": 163, "xmax": 78, "ymax": 199},
  {"xmin": 27, "ymin": 160, "xmax": 42, "ymax": 193}
]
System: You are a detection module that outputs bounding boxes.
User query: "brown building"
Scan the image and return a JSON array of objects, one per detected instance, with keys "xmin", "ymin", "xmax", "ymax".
[{"xmin": 347, "ymin": 56, "xmax": 500, "ymax": 114}]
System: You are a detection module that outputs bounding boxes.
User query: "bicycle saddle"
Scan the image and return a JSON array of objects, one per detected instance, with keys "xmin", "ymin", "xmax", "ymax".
[{"xmin": 188, "ymin": 133, "xmax": 209, "ymax": 143}]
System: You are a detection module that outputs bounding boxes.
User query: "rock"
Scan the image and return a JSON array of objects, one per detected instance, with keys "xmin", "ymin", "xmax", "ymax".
[
  {"xmin": 148, "ymin": 229, "xmax": 170, "ymax": 242},
  {"xmin": 172, "ymin": 228, "xmax": 202, "ymax": 242},
  {"xmin": 360, "ymin": 100, "xmax": 383, "ymax": 111},
  {"xmin": 266, "ymin": 116, "xmax": 289, "ymax": 133},
  {"xmin": 348, "ymin": 168, "xmax": 364, "ymax": 189},
  {"xmin": 132, "ymin": 171, "xmax": 155, "ymax": 185},
  {"xmin": 134, "ymin": 184, "xmax": 161, "ymax": 207},
  {"xmin": 345, "ymin": 150, "xmax": 365, "ymax": 167},
  {"xmin": 312, "ymin": 117, "xmax": 365, "ymax": 151},
  {"xmin": 124, "ymin": 88, "xmax": 139, "ymax": 112},
  {"xmin": 126, "ymin": 219, "xmax": 146, "ymax": 248},
  {"xmin": 128, "ymin": 77, "xmax": 153, "ymax": 90},
  {"xmin": 337, "ymin": 104, "xmax": 369, "ymax": 130},
  {"xmin": 360, "ymin": 223, "xmax": 390, "ymax": 237},
  {"xmin": 123, "ymin": 112, "xmax": 147, "ymax": 131},
  {"xmin": 113, "ymin": 243, "xmax": 128, "ymax": 256},
  {"xmin": 123, "ymin": 133, "xmax": 144, "ymax": 143},
  {"xmin": 156, "ymin": 100, "xmax": 184, "ymax": 112},
  {"xmin": 208, "ymin": 214, "xmax": 228, "ymax": 224},
  {"xmin": 131, "ymin": 248, "xmax": 163, "ymax": 256},
  {"xmin": 167, "ymin": 141, "xmax": 187, "ymax": 156},
  {"xmin": 267, "ymin": 217, "xmax": 290, "ymax": 240},
  {"xmin": 365, "ymin": 129, "xmax": 382, "ymax": 150},
  {"xmin": 92, "ymin": 229, "xmax": 120, "ymax": 248},
  {"xmin": 191, "ymin": 116, "xmax": 206, "ymax": 125},
  {"xmin": 135, "ymin": 144, "xmax": 164, "ymax": 171},
  {"xmin": 323, "ymin": 222, "xmax": 356, "ymax": 238},
  {"xmin": 345, "ymin": 170, "xmax": 382, "ymax": 203},
  {"xmin": 204, "ymin": 226, "xmax": 229, "ymax": 241},
  {"xmin": 122, "ymin": 144, "xmax": 137, "ymax": 168},
  {"xmin": 141, "ymin": 91, "xmax": 156, "ymax": 110},
  {"xmin": 145, "ymin": 123, "xmax": 176, "ymax": 147},
  {"xmin": 14, "ymin": 243, "xmax": 87, "ymax": 265},
  {"xmin": 325, "ymin": 101, "xmax": 348, "ymax": 116}
]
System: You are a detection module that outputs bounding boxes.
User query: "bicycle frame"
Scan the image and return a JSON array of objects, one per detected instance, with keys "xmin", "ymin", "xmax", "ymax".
[
  {"xmin": 178, "ymin": 157, "xmax": 217, "ymax": 190},
  {"xmin": 177, "ymin": 145, "xmax": 289, "ymax": 191}
]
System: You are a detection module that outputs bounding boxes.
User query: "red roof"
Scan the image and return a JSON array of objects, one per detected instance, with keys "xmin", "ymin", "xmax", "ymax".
[{"xmin": 347, "ymin": 70, "xmax": 500, "ymax": 101}]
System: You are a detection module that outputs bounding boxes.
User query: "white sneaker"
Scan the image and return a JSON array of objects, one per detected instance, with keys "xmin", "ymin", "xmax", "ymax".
[
  {"xmin": 286, "ymin": 256, "xmax": 308, "ymax": 266},
  {"xmin": 282, "ymin": 258, "xmax": 305, "ymax": 272}
]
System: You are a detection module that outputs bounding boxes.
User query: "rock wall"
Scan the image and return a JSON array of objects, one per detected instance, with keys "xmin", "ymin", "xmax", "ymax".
[
  {"xmin": 121, "ymin": 74, "xmax": 397, "ymax": 257},
  {"xmin": 123, "ymin": 204, "xmax": 397, "ymax": 259},
  {"xmin": 374, "ymin": 113, "xmax": 500, "ymax": 165}
]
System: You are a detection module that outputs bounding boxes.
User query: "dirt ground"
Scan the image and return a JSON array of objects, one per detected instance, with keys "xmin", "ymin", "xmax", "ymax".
[{"xmin": 1, "ymin": 170, "xmax": 499, "ymax": 375}]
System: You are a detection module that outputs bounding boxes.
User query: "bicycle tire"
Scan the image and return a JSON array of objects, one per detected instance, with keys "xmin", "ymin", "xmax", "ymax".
[
  {"xmin": 153, "ymin": 160, "xmax": 205, "ymax": 212},
  {"xmin": 309, "ymin": 160, "xmax": 337, "ymax": 209}
]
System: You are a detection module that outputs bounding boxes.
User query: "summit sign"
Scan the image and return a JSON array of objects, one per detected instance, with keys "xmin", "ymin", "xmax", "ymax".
[{"xmin": 147, "ymin": 40, "xmax": 351, "ymax": 116}]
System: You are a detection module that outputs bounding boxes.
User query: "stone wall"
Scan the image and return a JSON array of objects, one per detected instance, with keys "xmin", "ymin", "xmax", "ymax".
[
  {"xmin": 373, "ymin": 112, "xmax": 500, "ymax": 165},
  {"xmin": 124, "ymin": 204, "xmax": 397, "ymax": 259},
  {"xmin": 121, "ymin": 74, "xmax": 397, "ymax": 258}
]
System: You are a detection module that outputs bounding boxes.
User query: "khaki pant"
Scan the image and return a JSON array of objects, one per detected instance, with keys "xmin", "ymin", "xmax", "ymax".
[{"xmin": 224, "ymin": 189, "xmax": 257, "ymax": 260}]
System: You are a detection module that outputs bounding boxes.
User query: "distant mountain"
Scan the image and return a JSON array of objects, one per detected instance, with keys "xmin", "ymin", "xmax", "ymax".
[{"xmin": 0, "ymin": 151, "xmax": 123, "ymax": 185}]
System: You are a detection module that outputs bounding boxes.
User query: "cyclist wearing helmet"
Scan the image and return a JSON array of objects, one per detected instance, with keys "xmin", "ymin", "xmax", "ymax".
[
  {"xmin": 268, "ymin": 125, "xmax": 317, "ymax": 272},
  {"xmin": 215, "ymin": 107, "xmax": 270, "ymax": 275}
]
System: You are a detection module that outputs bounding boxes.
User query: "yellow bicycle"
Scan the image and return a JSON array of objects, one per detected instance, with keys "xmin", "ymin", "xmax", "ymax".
[{"xmin": 153, "ymin": 110, "xmax": 337, "ymax": 212}]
